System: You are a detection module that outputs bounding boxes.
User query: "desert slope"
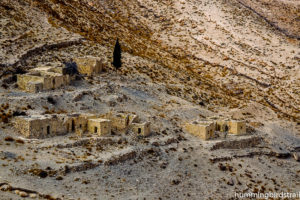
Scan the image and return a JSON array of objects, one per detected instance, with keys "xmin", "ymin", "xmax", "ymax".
[
  {"xmin": 0, "ymin": 0, "xmax": 299, "ymax": 199},
  {"xmin": 5, "ymin": 0, "xmax": 298, "ymax": 123}
]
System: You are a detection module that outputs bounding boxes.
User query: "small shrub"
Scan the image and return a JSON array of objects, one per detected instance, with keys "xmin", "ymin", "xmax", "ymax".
[
  {"xmin": 47, "ymin": 96, "xmax": 56, "ymax": 105},
  {"xmin": 1, "ymin": 115, "xmax": 8, "ymax": 123},
  {"xmin": 4, "ymin": 136, "xmax": 14, "ymax": 142},
  {"xmin": 63, "ymin": 62, "xmax": 78, "ymax": 75},
  {"xmin": 13, "ymin": 111, "xmax": 27, "ymax": 117},
  {"xmin": 1, "ymin": 83, "xmax": 8, "ymax": 89},
  {"xmin": 15, "ymin": 139, "xmax": 24, "ymax": 144}
]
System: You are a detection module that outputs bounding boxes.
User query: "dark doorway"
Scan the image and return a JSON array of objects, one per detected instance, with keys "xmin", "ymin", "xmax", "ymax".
[
  {"xmin": 94, "ymin": 127, "xmax": 98, "ymax": 133},
  {"xmin": 138, "ymin": 128, "xmax": 142, "ymax": 134},
  {"xmin": 47, "ymin": 126, "xmax": 50, "ymax": 135},
  {"xmin": 52, "ymin": 79, "xmax": 55, "ymax": 87},
  {"xmin": 225, "ymin": 125, "xmax": 229, "ymax": 132},
  {"xmin": 72, "ymin": 120, "xmax": 75, "ymax": 132}
]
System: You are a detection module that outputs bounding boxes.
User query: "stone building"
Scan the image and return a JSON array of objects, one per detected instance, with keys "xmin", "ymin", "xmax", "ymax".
[
  {"xmin": 131, "ymin": 122, "xmax": 151, "ymax": 136},
  {"xmin": 17, "ymin": 64, "xmax": 72, "ymax": 93},
  {"xmin": 185, "ymin": 120, "xmax": 215, "ymax": 140},
  {"xmin": 216, "ymin": 120, "xmax": 230, "ymax": 132},
  {"xmin": 216, "ymin": 119, "xmax": 246, "ymax": 135},
  {"xmin": 17, "ymin": 56, "xmax": 105, "ymax": 93},
  {"xmin": 109, "ymin": 113, "xmax": 130, "ymax": 132},
  {"xmin": 74, "ymin": 56, "xmax": 104, "ymax": 76},
  {"xmin": 14, "ymin": 114, "xmax": 108, "ymax": 138},
  {"xmin": 103, "ymin": 112, "xmax": 140, "ymax": 134},
  {"xmin": 228, "ymin": 120, "xmax": 246, "ymax": 135},
  {"xmin": 64, "ymin": 113, "xmax": 96, "ymax": 135},
  {"xmin": 14, "ymin": 112, "xmax": 149, "ymax": 139},
  {"xmin": 185, "ymin": 119, "xmax": 247, "ymax": 140},
  {"xmin": 87, "ymin": 118, "xmax": 111, "ymax": 136},
  {"xmin": 14, "ymin": 115, "xmax": 68, "ymax": 138}
]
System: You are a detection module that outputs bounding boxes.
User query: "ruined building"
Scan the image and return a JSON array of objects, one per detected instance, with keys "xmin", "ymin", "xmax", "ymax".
[
  {"xmin": 185, "ymin": 119, "xmax": 246, "ymax": 140},
  {"xmin": 14, "ymin": 112, "xmax": 151, "ymax": 139},
  {"xmin": 74, "ymin": 56, "xmax": 104, "ymax": 76},
  {"xmin": 185, "ymin": 120, "xmax": 216, "ymax": 140},
  {"xmin": 87, "ymin": 118, "xmax": 111, "ymax": 136},
  {"xmin": 102, "ymin": 112, "xmax": 151, "ymax": 136},
  {"xmin": 14, "ymin": 113, "xmax": 108, "ymax": 139},
  {"xmin": 17, "ymin": 64, "xmax": 73, "ymax": 93},
  {"xmin": 131, "ymin": 122, "xmax": 151, "ymax": 137},
  {"xmin": 17, "ymin": 57, "xmax": 105, "ymax": 93},
  {"xmin": 227, "ymin": 120, "xmax": 246, "ymax": 135}
]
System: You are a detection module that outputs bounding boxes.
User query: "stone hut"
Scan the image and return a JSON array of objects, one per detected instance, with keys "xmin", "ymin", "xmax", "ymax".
[
  {"xmin": 17, "ymin": 73, "xmax": 45, "ymax": 93},
  {"xmin": 131, "ymin": 122, "xmax": 151, "ymax": 137},
  {"xmin": 17, "ymin": 65, "xmax": 72, "ymax": 93},
  {"xmin": 14, "ymin": 113, "xmax": 103, "ymax": 138},
  {"xmin": 14, "ymin": 112, "xmax": 149, "ymax": 138},
  {"xmin": 228, "ymin": 120, "xmax": 246, "ymax": 135},
  {"xmin": 87, "ymin": 118, "xmax": 111, "ymax": 136},
  {"xmin": 14, "ymin": 115, "xmax": 67, "ymax": 139},
  {"xmin": 103, "ymin": 112, "xmax": 140, "ymax": 134},
  {"xmin": 74, "ymin": 57, "xmax": 104, "ymax": 76},
  {"xmin": 64, "ymin": 114, "xmax": 96, "ymax": 135},
  {"xmin": 185, "ymin": 120, "xmax": 215, "ymax": 140}
]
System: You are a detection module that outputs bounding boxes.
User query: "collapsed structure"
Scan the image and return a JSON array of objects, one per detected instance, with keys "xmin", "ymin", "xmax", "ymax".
[
  {"xmin": 14, "ymin": 112, "xmax": 151, "ymax": 139},
  {"xmin": 185, "ymin": 119, "xmax": 246, "ymax": 140},
  {"xmin": 17, "ymin": 57, "xmax": 104, "ymax": 93}
]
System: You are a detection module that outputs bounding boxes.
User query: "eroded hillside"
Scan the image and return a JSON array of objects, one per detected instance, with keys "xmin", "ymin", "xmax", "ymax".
[
  {"xmin": 1, "ymin": 0, "xmax": 299, "ymax": 124},
  {"xmin": 0, "ymin": 0, "xmax": 300, "ymax": 199}
]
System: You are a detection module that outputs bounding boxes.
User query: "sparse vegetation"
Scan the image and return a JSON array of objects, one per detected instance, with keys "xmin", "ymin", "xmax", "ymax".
[
  {"xmin": 0, "ymin": 0, "xmax": 299, "ymax": 199},
  {"xmin": 112, "ymin": 39, "xmax": 122, "ymax": 70}
]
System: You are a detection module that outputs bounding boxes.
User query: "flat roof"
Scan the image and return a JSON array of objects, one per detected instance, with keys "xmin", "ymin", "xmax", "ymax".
[
  {"xmin": 88, "ymin": 118, "xmax": 110, "ymax": 123},
  {"xmin": 17, "ymin": 115, "xmax": 54, "ymax": 121},
  {"xmin": 132, "ymin": 122, "xmax": 150, "ymax": 126},
  {"xmin": 191, "ymin": 120, "xmax": 214, "ymax": 125}
]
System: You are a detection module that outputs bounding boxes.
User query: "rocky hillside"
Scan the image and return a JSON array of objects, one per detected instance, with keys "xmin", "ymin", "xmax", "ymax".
[
  {"xmin": 1, "ymin": 0, "xmax": 299, "ymax": 126},
  {"xmin": 0, "ymin": 0, "xmax": 300, "ymax": 199},
  {"xmin": 238, "ymin": 0, "xmax": 300, "ymax": 39}
]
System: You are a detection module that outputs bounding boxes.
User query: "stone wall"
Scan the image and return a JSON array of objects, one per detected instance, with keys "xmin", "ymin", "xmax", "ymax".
[
  {"xmin": 17, "ymin": 75, "xmax": 44, "ymax": 92},
  {"xmin": 14, "ymin": 117, "xmax": 31, "ymax": 138},
  {"xmin": 27, "ymin": 82, "xmax": 43, "ymax": 93},
  {"xmin": 216, "ymin": 120, "xmax": 230, "ymax": 132}
]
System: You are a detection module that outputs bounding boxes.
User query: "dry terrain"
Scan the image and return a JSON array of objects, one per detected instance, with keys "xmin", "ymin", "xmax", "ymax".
[{"xmin": 0, "ymin": 0, "xmax": 299, "ymax": 199}]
